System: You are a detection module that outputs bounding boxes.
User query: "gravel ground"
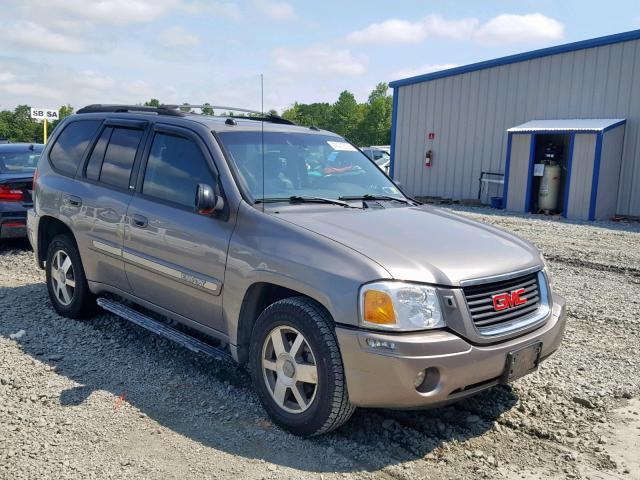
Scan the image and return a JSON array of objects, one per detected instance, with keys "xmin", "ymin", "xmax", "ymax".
[{"xmin": 1, "ymin": 207, "xmax": 639, "ymax": 480}]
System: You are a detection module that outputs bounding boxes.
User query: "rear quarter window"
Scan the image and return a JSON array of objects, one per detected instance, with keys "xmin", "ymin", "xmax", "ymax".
[
  {"xmin": 49, "ymin": 120, "xmax": 101, "ymax": 175},
  {"xmin": 97, "ymin": 127, "xmax": 144, "ymax": 189}
]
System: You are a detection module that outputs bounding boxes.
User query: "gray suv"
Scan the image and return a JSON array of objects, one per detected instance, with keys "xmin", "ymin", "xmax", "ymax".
[{"xmin": 28, "ymin": 104, "xmax": 566, "ymax": 436}]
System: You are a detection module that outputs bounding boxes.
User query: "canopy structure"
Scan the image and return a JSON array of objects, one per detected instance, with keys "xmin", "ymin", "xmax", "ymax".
[{"xmin": 507, "ymin": 119, "xmax": 626, "ymax": 133}]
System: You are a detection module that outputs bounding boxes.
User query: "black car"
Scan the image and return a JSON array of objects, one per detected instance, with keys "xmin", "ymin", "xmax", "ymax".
[{"xmin": 0, "ymin": 143, "xmax": 43, "ymax": 239}]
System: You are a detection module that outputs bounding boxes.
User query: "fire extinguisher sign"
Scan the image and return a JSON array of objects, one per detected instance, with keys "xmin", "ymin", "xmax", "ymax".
[{"xmin": 428, "ymin": 132, "xmax": 435, "ymax": 140}]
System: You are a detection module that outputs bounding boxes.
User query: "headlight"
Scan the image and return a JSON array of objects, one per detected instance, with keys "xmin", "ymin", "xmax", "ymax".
[{"xmin": 359, "ymin": 281, "xmax": 445, "ymax": 331}]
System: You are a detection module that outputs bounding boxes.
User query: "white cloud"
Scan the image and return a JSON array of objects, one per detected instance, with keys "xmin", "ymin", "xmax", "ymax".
[
  {"xmin": 474, "ymin": 13, "xmax": 564, "ymax": 45},
  {"xmin": 347, "ymin": 13, "xmax": 563, "ymax": 46},
  {"xmin": 272, "ymin": 45, "xmax": 368, "ymax": 77},
  {"xmin": 253, "ymin": 0, "xmax": 295, "ymax": 20},
  {"xmin": 347, "ymin": 15, "xmax": 478, "ymax": 45},
  {"xmin": 181, "ymin": 1, "xmax": 240, "ymax": 18},
  {"xmin": 2, "ymin": 21, "xmax": 99, "ymax": 53},
  {"xmin": 159, "ymin": 26, "xmax": 201, "ymax": 48},
  {"xmin": 17, "ymin": 0, "xmax": 184, "ymax": 27},
  {"xmin": 391, "ymin": 63, "xmax": 458, "ymax": 81}
]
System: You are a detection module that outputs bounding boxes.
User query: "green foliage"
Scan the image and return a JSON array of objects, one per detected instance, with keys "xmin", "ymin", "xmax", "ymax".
[
  {"xmin": 201, "ymin": 103, "xmax": 214, "ymax": 115},
  {"xmin": 0, "ymin": 104, "xmax": 77, "ymax": 143},
  {"xmin": 0, "ymin": 84, "xmax": 393, "ymax": 146},
  {"xmin": 281, "ymin": 82, "xmax": 392, "ymax": 146}
]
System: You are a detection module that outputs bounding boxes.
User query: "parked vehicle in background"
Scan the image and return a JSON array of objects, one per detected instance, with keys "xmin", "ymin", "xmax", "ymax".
[
  {"xmin": 28, "ymin": 104, "xmax": 566, "ymax": 437},
  {"xmin": 0, "ymin": 143, "xmax": 43, "ymax": 239},
  {"xmin": 361, "ymin": 147, "xmax": 391, "ymax": 174}
]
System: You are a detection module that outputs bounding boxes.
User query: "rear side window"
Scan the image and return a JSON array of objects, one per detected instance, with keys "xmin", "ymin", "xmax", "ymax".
[
  {"xmin": 49, "ymin": 120, "xmax": 101, "ymax": 175},
  {"xmin": 142, "ymin": 132, "xmax": 215, "ymax": 209},
  {"xmin": 98, "ymin": 128, "xmax": 144, "ymax": 189},
  {"xmin": 85, "ymin": 127, "xmax": 112, "ymax": 181}
]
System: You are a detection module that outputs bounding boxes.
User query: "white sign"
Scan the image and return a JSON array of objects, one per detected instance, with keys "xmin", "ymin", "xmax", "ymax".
[
  {"xmin": 533, "ymin": 163, "xmax": 545, "ymax": 177},
  {"xmin": 30, "ymin": 108, "xmax": 59, "ymax": 121},
  {"xmin": 326, "ymin": 141, "xmax": 356, "ymax": 151}
]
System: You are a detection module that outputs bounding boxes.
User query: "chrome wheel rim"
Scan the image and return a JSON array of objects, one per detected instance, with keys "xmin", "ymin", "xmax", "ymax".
[
  {"xmin": 50, "ymin": 250, "xmax": 75, "ymax": 306},
  {"xmin": 261, "ymin": 326, "xmax": 318, "ymax": 414}
]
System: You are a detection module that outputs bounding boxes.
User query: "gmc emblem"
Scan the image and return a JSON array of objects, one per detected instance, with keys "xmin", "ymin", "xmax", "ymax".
[{"xmin": 492, "ymin": 288, "xmax": 528, "ymax": 311}]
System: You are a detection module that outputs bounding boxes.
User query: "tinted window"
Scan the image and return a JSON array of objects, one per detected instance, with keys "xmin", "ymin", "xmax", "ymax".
[
  {"xmin": 49, "ymin": 121, "xmax": 101, "ymax": 175},
  {"xmin": 85, "ymin": 127, "xmax": 112, "ymax": 181},
  {"xmin": 0, "ymin": 147, "xmax": 43, "ymax": 173},
  {"xmin": 99, "ymin": 128, "xmax": 144, "ymax": 189},
  {"xmin": 142, "ymin": 133, "xmax": 214, "ymax": 209}
]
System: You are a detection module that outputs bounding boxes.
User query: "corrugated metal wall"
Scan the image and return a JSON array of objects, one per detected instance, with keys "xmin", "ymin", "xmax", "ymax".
[
  {"xmin": 393, "ymin": 38, "xmax": 640, "ymax": 217},
  {"xmin": 505, "ymin": 134, "xmax": 531, "ymax": 212},
  {"xmin": 596, "ymin": 125, "xmax": 626, "ymax": 219},
  {"xmin": 566, "ymin": 134, "xmax": 597, "ymax": 220}
]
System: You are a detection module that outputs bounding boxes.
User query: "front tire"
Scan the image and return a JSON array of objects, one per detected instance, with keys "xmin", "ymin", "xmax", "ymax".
[
  {"xmin": 249, "ymin": 297, "xmax": 355, "ymax": 436},
  {"xmin": 45, "ymin": 234, "xmax": 95, "ymax": 319}
]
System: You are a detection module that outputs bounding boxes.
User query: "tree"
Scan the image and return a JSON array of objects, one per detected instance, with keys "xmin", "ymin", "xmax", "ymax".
[
  {"xmin": 144, "ymin": 98, "xmax": 161, "ymax": 107},
  {"xmin": 50, "ymin": 104, "xmax": 74, "ymax": 131},
  {"xmin": 330, "ymin": 91, "xmax": 362, "ymax": 141},
  {"xmin": 367, "ymin": 82, "xmax": 389, "ymax": 104},
  {"xmin": 201, "ymin": 103, "xmax": 214, "ymax": 115},
  {"xmin": 358, "ymin": 83, "xmax": 393, "ymax": 146},
  {"xmin": 282, "ymin": 102, "xmax": 332, "ymax": 129}
]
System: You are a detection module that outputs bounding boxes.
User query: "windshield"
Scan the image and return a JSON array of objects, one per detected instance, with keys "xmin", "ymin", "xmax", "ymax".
[
  {"xmin": 0, "ymin": 148, "xmax": 42, "ymax": 173},
  {"xmin": 217, "ymin": 132, "xmax": 403, "ymax": 202}
]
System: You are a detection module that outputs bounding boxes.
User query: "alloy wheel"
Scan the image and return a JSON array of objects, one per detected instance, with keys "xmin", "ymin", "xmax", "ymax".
[
  {"xmin": 50, "ymin": 250, "xmax": 76, "ymax": 306},
  {"xmin": 261, "ymin": 325, "xmax": 318, "ymax": 414}
]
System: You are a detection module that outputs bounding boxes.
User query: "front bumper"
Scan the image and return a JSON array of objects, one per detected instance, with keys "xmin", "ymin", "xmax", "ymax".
[{"xmin": 336, "ymin": 293, "xmax": 566, "ymax": 409}]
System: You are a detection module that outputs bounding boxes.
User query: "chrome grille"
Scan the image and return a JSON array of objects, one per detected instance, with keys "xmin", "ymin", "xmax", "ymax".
[{"xmin": 463, "ymin": 272, "xmax": 541, "ymax": 329}]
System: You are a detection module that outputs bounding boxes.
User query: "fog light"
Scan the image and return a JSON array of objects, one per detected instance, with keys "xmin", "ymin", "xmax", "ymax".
[
  {"xmin": 365, "ymin": 338, "xmax": 396, "ymax": 350},
  {"xmin": 414, "ymin": 370, "xmax": 426, "ymax": 388}
]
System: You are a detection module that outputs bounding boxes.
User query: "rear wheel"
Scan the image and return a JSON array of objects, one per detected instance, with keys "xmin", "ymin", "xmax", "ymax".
[
  {"xmin": 45, "ymin": 234, "xmax": 95, "ymax": 318},
  {"xmin": 249, "ymin": 297, "xmax": 355, "ymax": 436}
]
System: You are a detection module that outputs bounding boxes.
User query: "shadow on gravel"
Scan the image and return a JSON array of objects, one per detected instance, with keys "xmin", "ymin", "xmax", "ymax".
[
  {"xmin": 1, "ymin": 282, "xmax": 518, "ymax": 473},
  {"xmin": 0, "ymin": 238, "xmax": 32, "ymax": 254}
]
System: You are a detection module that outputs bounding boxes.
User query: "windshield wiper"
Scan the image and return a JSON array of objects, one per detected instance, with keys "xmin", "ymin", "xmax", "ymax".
[
  {"xmin": 255, "ymin": 196, "xmax": 361, "ymax": 208},
  {"xmin": 338, "ymin": 194, "xmax": 413, "ymax": 205}
]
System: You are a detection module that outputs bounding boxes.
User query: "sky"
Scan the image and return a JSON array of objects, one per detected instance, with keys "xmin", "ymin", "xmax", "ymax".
[{"xmin": 1, "ymin": 0, "xmax": 639, "ymax": 114}]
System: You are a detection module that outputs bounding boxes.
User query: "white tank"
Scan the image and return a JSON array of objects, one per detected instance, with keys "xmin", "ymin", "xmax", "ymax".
[{"xmin": 538, "ymin": 164, "xmax": 562, "ymax": 211}]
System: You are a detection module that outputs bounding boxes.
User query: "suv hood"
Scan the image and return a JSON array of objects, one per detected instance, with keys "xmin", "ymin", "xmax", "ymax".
[{"xmin": 276, "ymin": 205, "xmax": 542, "ymax": 286}]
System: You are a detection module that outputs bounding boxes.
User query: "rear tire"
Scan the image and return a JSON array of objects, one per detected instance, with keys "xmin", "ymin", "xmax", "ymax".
[
  {"xmin": 45, "ymin": 234, "xmax": 95, "ymax": 319},
  {"xmin": 249, "ymin": 296, "xmax": 355, "ymax": 436}
]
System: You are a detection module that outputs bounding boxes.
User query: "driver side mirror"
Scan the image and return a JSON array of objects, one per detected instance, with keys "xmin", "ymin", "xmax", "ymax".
[{"xmin": 196, "ymin": 184, "xmax": 224, "ymax": 215}]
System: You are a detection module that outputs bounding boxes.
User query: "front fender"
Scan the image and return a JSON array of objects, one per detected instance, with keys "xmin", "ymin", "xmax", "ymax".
[{"xmin": 222, "ymin": 202, "xmax": 390, "ymax": 350}]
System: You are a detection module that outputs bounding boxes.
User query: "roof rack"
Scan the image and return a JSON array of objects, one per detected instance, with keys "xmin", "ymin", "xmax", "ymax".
[
  {"xmin": 76, "ymin": 104, "xmax": 185, "ymax": 117},
  {"xmin": 179, "ymin": 104, "xmax": 295, "ymax": 125},
  {"xmin": 76, "ymin": 103, "xmax": 295, "ymax": 125}
]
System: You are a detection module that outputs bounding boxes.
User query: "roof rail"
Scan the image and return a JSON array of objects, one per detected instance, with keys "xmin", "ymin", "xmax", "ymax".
[
  {"xmin": 76, "ymin": 104, "xmax": 185, "ymax": 117},
  {"xmin": 175, "ymin": 104, "xmax": 295, "ymax": 125},
  {"xmin": 76, "ymin": 103, "xmax": 295, "ymax": 124}
]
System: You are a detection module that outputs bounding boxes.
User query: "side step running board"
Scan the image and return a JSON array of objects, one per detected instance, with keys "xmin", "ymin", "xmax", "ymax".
[{"xmin": 96, "ymin": 297, "xmax": 233, "ymax": 363}]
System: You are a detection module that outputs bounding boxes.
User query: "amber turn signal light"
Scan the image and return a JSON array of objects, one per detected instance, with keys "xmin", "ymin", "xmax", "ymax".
[{"xmin": 363, "ymin": 290, "xmax": 396, "ymax": 325}]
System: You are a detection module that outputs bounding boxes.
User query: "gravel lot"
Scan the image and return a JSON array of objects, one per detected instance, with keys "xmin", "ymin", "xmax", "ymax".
[{"xmin": 1, "ymin": 207, "xmax": 639, "ymax": 480}]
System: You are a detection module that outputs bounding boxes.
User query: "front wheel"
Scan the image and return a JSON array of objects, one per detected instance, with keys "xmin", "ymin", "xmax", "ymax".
[{"xmin": 249, "ymin": 297, "xmax": 355, "ymax": 436}]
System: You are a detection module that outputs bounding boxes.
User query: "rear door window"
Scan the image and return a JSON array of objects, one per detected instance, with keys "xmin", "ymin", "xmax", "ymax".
[
  {"xmin": 85, "ymin": 127, "xmax": 112, "ymax": 181},
  {"xmin": 49, "ymin": 120, "xmax": 101, "ymax": 175},
  {"xmin": 142, "ymin": 132, "xmax": 215, "ymax": 209},
  {"xmin": 98, "ymin": 128, "xmax": 144, "ymax": 189}
]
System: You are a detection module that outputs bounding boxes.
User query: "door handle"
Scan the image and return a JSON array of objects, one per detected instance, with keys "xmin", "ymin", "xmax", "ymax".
[
  {"xmin": 63, "ymin": 194, "xmax": 82, "ymax": 207},
  {"xmin": 131, "ymin": 214, "xmax": 148, "ymax": 228}
]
